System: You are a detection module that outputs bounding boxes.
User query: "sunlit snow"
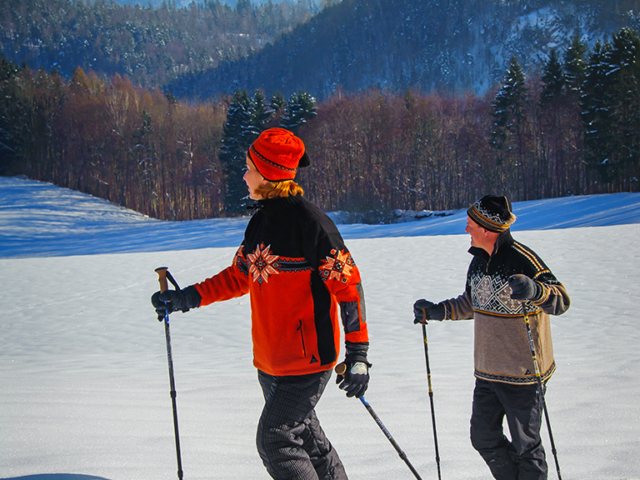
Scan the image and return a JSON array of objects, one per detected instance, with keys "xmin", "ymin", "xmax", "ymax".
[{"xmin": 1, "ymin": 177, "xmax": 639, "ymax": 480}]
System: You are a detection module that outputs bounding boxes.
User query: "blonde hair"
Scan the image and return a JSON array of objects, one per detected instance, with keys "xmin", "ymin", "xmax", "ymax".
[{"xmin": 255, "ymin": 180, "xmax": 304, "ymax": 199}]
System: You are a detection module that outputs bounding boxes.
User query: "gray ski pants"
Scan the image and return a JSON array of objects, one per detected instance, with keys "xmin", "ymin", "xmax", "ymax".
[{"xmin": 257, "ymin": 369, "xmax": 348, "ymax": 480}]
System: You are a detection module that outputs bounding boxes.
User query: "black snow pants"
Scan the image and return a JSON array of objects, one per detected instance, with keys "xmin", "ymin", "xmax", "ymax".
[
  {"xmin": 470, "ymin": 378, "xmax": 547, "ymax": 480},
  {"xmin": 257, "ymin": 369, "xmax": 348, "ymax": 480}
]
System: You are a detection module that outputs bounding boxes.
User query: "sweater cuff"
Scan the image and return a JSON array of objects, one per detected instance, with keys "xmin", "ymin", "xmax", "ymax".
[{"xmin": 531, "ymin": 282, "xmax": 549, "ymax": 304}]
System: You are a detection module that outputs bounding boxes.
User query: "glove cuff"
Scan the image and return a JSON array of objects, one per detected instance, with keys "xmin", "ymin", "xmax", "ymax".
[
  {"xmin": 531, "ymin": 281, "xmax": 544, "ymax": 302},
  {"xmin": 181, "ymin": 285, "xmax": 202, "ymax": 312},
  {"xmin": 345, "ymin": 342, "xmax": 371, "ymax": 367}
]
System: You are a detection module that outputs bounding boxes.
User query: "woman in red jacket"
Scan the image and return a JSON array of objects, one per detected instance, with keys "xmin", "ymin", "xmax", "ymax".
[{"xmin": 152, "ymin": 128, "xmax": 370, "ymax": 480}]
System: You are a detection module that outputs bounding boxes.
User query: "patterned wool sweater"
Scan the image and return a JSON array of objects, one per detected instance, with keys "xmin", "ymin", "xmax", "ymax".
[
  {"xmin": 193, "ymin": 195, "xmax": 368, "ymax": 377},
  {"xmin": 443, "ymin": 231, "xmax": 570, "ymax": 385}
]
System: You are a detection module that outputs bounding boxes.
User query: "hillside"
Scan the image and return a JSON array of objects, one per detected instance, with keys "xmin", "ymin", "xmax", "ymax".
[
  {"xmin": 0, "ymin": 0, "xmax": 319, "ymax": 88},
  {"xmin": 169, "ymin": 0, "xmax": 640, "ymax": 101},
  {"xmin": 3, "ymin": 0, "xmax": 639, "ymax": 100}
]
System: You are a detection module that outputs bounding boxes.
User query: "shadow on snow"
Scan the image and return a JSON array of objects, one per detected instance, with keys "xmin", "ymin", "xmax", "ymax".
[{"xmin": 1, "ymin": 475, "xmax": 111, "ymax": 480}]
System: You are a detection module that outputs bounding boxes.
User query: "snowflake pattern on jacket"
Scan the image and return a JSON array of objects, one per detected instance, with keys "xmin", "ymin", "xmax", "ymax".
[
  {"xmin": 247, "ymin": 243, "xmax": 280, "ymax": 285},
  {"xmin": 319, "ymin": 249, "xmax": 355, "ymax": 283}
]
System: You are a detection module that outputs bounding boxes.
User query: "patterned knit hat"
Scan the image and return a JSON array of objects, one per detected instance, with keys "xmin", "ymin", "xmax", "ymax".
[
  {"xmin": 248, "ymin": 128, "xmax": 310, "ymax": 182},
  {"xmin": 467, "ymin": 195, "xmax": 516, "ymax": 233}
]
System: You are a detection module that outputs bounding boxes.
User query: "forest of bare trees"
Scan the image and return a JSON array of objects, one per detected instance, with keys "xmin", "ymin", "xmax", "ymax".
[{"xmin": 1, "ymin": 27, "xmax": 639, "ymax": 221}]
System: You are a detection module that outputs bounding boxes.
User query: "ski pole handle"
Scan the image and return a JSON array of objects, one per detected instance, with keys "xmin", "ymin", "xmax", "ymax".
[
  {"xmin": 155, "ymin": 267, "xmax": 169, "ymax": 293},
  {"xmin": 335, "ymin": 362, "xmax": 347, "ymax": 376}
]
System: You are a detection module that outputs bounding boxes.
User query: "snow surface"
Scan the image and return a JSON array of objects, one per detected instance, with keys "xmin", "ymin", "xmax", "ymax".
[{"xmin": 1, "ymin": 176, "xmax": 639, "ymax": 480}]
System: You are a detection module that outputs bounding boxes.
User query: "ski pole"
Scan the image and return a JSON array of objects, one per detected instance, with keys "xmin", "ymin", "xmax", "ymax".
[
  {"xmin": 155, "ymin": 266, "xmax": 184, "ymax": 480},
  {"xmin": 335, "ymin": 363, "xmax": 423, "ymax": 480},
  {"xmin": 421, "ymin": 316, "xmax": 442, "ymax": 480},
  {"xmin": 522, "ymin": 303, "xmax": 562, "ymax": 480}
]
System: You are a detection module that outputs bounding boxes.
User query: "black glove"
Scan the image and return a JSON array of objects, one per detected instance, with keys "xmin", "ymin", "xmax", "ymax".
[
  {"xmin": 508, "ymin": 274, "xmax": 542, "ymax": 301},
  {"xmin": 151, "ymin": 285, "xmax": 202, "ymax": 321},
  {"xmin": 413, "ymin": 299, "xmax": 445, "ymax": 324},
  {"xmin": 336, "ymin": 342, "xmax": 371, "ymax": 398}
]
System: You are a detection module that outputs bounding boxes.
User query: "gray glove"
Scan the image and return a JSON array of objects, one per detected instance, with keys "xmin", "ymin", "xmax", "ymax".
[
  {"xmin": 508, "ymin": 274, "xmax": 542, "ymax": 301},
  {"xmin": 413, "ymin": 299, "xmax": 445, "ymax": 324}
]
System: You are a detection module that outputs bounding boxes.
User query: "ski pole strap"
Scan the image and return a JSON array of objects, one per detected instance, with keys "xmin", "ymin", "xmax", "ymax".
[{"xmin": 166, "ymin": 270, "xmax": 181, "ymax": 291}]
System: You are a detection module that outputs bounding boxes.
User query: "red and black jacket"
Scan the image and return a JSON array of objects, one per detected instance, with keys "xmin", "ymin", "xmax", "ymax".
[{"xmin": 194, "ymin": 195, "xmax": 368, "ymax": 376}]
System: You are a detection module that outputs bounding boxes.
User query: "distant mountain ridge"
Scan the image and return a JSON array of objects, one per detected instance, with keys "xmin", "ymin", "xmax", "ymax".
[
  {"xmin": 168, "ymin": 0, "xmax": 640, "ymax": 101},
  {"xmin": 116, "ymin": 0, "xmax": 293, "ymax": 6},
  {"xmin": 0, "ymin": 0, "xmax": 319, "ymax": 89}
]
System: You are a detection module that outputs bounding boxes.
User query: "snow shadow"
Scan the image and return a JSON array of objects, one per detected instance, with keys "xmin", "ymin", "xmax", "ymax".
[{"xmin": 1, "ymin": 475, "xmax": 111, "ymax": 480}]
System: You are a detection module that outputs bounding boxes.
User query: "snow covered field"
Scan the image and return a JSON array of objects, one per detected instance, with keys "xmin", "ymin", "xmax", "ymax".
[{"xmin": 1, "ymin": 176, "xmax": 639, "ymax": 480}]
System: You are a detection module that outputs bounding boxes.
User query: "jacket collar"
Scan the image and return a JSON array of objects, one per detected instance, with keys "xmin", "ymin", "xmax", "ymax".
[
  {"xmin": 468, "ymin": 229, "xmax": 514, "ymax": 261},
  {"xmin": 250, "ymin": 194, "xmax": 303, "ymax": 212}
]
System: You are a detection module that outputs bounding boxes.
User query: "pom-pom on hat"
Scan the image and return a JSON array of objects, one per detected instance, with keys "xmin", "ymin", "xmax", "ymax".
[
  {"xmin": 248, "ymin": 128, "xmax": 310, "ymax": 182},
  {"xmin": 467, "ymin": 195, "xmax": 517, "ymax": 233}
]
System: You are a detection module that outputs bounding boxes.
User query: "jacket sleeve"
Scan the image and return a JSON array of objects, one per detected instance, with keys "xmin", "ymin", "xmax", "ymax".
[
  {"xmin": 516, "ymin": 243, "xmax": 571, "ymax": 316},
  {"xmin": 443, "ymin": 290, "xmax": 475, "ymax": 321},
  {"xmin": 306, "ymin": 214, "xmax": 368, "ymax": 344},
  {"xmin": 193, "ymin": 245, "xmax": 251, "ymax": 307},
  {"xmin": 318, "ymin": 246, "xmax": 369, "ymax": 344},
  {"xmin": 531, "ymin": 272, "xmax": 571, "ymax": 316}
]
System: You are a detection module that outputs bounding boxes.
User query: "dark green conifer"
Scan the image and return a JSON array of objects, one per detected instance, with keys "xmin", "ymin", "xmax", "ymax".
[
  {"xmin": 219, "ymin": 89, "xmax": 254, "ymax": 214},
  {"xmin": 564, "ymin": 34, "xmax": 588, "ymax": 96},
  {"xmin": 280, "ymin": 90, "xmax": 317, "ymax": 133},
  {"xmin": 540, "ymin": 48, "xmax": 565, "ymax": 105},
  {"xmin": 490, "ymin": 56, "xmax": 528, "ymax": 159},
  {"xmin": 581, "ymin": 40, "xmax": 615, "ymax": 182}
]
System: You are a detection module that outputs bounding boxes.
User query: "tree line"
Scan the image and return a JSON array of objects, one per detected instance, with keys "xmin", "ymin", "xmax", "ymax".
[{"xmin": 1, "ymin": 26, "xmax": 639, "ymax": 221}]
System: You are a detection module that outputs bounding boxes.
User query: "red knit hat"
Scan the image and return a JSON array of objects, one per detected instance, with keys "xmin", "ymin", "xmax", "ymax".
[{"xmin": 248, "ymin": 128, "xmax": 310, "ymax": 182}]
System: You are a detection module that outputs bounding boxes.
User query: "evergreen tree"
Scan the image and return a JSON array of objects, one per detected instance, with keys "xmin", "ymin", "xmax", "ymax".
[
  {"xmin": 270, "ymin": 91, "xmax": 286, "ymax": 113},
  {"xmin": 219, "ymin": 89, "xmax": 254, "ymax": 214},
  {"xmin": 607, "ymin": 27, "xmax": 640, "ymax": 186},
  {"xmin": 540, "ymin": 48, "xmax": 565, "ymax": 105},
  {"xmin": 0, "ymin": 54, "xmax": 20, "ymax": 82},
  {"xmin": 219, "ymin": 89, "xmax": 276, "ymax": 213},
  {"xmin": 490, "ymin": 56, "xmax": 530, "ymax": 198},
  {"xmin": 564, "ymin": 34, "xmax": 588, "ymax": 96},
  {"xmin": 581, "ymin": 40, "xmax": 615, "ymax": 183},
  {"xmin": 280, "ymin": 90, "xmax": 317, "ymax": 132},
  {"xmin": 490, "ymin": 56, "xmax": 528, "ymax": 160},
  {"xmin": 250, "ymin": 90, "xmax": 274, "ymax": 135},
  {"xmin": 0, "ymin": 55, "xmax": 20, "ymax": 173}
]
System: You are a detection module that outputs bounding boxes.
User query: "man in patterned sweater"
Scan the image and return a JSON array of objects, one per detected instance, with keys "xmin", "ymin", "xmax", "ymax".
[
  {"xmin": 413, "ymin": 195, "xmax": 570, "ymax": 480},
  {"xmin": 152, "ymin": 128, "xmax": 369, "ymax": 480}
]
